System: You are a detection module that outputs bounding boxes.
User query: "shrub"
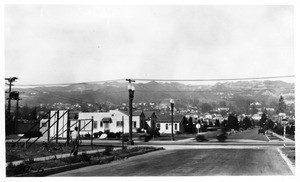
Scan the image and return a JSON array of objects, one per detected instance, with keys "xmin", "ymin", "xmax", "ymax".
[
  {"xmin": 93, "ymin": 133, "xmax": 99, "ymax": 138},
  {"xmin": 81, "ymin": 153, "xmax": 91, "ymax": 162},
  {"xmin": 115, "ymin": 132, "xmax": 122, "ymax": 139},
  {"xmin": 84, "ymin": 133, "xmax": 91, "ymax": 138},
  {"xmin": 138, "ymin": 134, "xmax": 151, "ymax": 142},
  {"xmin": 147, "ymin": 128, "xmax": 160, "ymax": 137},
  {"xmin": 103, "ymin": 146, "xmax": 114, "ymax": 155},
  {"xmin": 195, "ymin": 135, "xmax": 208, "ymax": 142},
  {"xmin": 107, "ymin": 132, "xmax": 116, "ymax": 138}
]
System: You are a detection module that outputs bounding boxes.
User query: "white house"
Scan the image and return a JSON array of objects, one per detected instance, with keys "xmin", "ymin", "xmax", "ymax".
[
  {"xmin": 78, "ymin": 110, "xmax": 140, "ymax": 134},
  {"xmin": 156, "ymin": 114, "xmax": 183, "ymax": 134},
  {"xmin": 40, "ymin": 110, "xmax": 141, "ymax": 138}
]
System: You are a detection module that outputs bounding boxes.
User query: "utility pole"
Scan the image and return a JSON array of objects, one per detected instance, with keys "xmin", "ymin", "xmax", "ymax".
[
  {"xmin": 12, "ymin": 92, "xmax": 22, "ymax": 134},
  {"xmin": 126, "ymin": 79, "xmax": 135, "ymax": 145},
  {"xmin": 5, "ymin": 77, "xmax": 18, "ymax": 135}
]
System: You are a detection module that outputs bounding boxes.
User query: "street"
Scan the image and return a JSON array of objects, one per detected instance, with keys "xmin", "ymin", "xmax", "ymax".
[{"xmin": 51, "ymin": 146, "xmax": 293, "ymax": 176}]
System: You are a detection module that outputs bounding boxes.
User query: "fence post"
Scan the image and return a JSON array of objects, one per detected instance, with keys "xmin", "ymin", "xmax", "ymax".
[
  {"xmin": 91, "ymin": 116, "xmax": 94, "ymax": 147},
  {"xmin": 47, "ymin": 113, "xmax": 51, "ymax": 144},
  {"xmin": 56, "ymin": 110, "xmax": 60, "ymax": 143},
  {"xmin": 66, "ymin": 110, "xmax": 70, "ymax": 146}
]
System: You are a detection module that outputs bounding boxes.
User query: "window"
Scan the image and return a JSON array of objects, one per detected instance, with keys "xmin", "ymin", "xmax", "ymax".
[
  {"xmin": 133, "ymin": 121, "xmax": 136, "ymax": 128},
  {"xmin": 100, "ymin": 121, "xmax": 103, "ymax": 127},
  {"xmin": 116, "ymin": 121, "xmax": 123, "ymax": 127},
  {"xmin": 166, "ymin": 123, "xmax": 168, "ymax": 130},
  {"xmin": 42, "ymin": 122, "xmax": 47, "ymax": 127},
  {"xmin": 93, "ymin": 121, "xmax": 97, "ymax": 129},
  {"xmin": 175, "ymin": 124, "xmax": 177, "ymax": 130},
  {"xmin": 156, "ymin": 123, "xmax": 160, "ymax": 128}
]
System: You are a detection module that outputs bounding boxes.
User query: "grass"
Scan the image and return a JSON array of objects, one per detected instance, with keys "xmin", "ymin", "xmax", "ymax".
[
  {"xmin": 227, "ymin": 128, "xmax": 269, "ymax": 141},
  {"xmin": 280, "ymin": 147, "xmax": 295, "ymax": 165}
]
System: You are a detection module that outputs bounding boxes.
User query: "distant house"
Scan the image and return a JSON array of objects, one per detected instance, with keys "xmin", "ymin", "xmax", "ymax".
[
  {"xmin": 156, "ymin": 114, "xmax": 184, "ymax": 134},
  {"xmin": 121, "ymin": 110, "xmax": 157, "ymax": 130}
]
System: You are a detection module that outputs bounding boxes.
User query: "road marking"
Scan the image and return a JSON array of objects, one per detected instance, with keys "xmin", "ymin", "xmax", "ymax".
[{"xmin": 277, "ymin": 147, "xmax": 295, "ymax": 175}]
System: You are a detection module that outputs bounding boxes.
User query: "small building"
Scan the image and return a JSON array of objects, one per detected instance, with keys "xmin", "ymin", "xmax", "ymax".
[
  {"xmin": 79, "ymin": 110, "xmax": 140, "ymax": 134},
  {"xmin": 156, "ymin": 114, "xmax": 184, "ymax": 134}
]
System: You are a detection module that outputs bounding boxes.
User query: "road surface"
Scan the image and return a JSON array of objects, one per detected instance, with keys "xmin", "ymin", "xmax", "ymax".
[{"xmin": 51, "ymin": 147, "xmax": 293, "ymax": 176}]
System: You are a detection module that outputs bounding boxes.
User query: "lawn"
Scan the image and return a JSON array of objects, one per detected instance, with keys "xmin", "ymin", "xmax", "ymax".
[
  {"xmin": 227, "ymin": 128, "xmax": 269, "ymax": 141},
  {"xmin": 280, "ymin": 147, "xmax": 295, "ymax": 165}
]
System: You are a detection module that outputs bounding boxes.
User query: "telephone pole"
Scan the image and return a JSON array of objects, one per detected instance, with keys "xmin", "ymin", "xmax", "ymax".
[{"xmin": 5, "ymin": 77, "xmax": 18, "ymax": 135}]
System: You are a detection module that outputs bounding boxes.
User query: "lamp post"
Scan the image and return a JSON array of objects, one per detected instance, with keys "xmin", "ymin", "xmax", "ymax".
[
  {"xmin": 170, "ymin": 99, "xmax": 175, "ymax": 141},
  {"xmin": 127, "ymin": 80, "xmax": 135, "ymax": 145}
]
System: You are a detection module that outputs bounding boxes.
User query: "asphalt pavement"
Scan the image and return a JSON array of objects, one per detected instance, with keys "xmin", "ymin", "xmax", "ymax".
[{"xmin": 51, "ymin": 147, "xmax": 293, "ymax": 176}]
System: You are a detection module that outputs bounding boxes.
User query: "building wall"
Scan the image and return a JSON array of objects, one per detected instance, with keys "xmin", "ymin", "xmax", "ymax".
[
  {"xmin": 39, "ymin": 110, "xmax": 70, "ymax": 138},
  {"xmin": 156, "ymin": 122, "xmax": 180, "ymax": 134},
  {"xmin": 79, "ymin": 110, "xmax": 140, "ymax": 134},
  {"xmin": 39, "ymin": 110, "xmax": 141, "ymax": 138}
]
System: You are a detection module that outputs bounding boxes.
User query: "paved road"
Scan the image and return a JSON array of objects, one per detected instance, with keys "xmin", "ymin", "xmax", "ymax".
[{"xmin": 51, "ymin": 147, "xmax": 293, "ymax": 176}]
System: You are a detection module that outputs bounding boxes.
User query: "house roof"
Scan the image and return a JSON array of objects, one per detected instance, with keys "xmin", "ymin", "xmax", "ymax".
[
  {"xmin": 157, "ymin": 114, "xmax": 184, "ymax": 123},
  {"xmin": 119, "ymin": 110, "xmax": 142, "ymax": 116},
  {"xmin": 143, "ymin": 111, "xmax": 157, "ymax": 119}
]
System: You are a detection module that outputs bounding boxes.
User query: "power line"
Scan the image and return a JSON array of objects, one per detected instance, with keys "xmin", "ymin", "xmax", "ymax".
[
  {"xmin": 12, "ymin": 75, "xmax": 294, "ymax": 87},
  {"xmin": 132, "ymin": 75, "xmax": 294, "ymax": 82},
  {"xmin": 14, "ymin": 79, "xmax": 125, "ymax": 87}
]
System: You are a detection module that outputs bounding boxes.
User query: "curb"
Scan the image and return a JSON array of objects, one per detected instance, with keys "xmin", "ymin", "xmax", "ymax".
[{"xmin": 11, "ymin": 147, "xmax": 164, "ymax": 177}]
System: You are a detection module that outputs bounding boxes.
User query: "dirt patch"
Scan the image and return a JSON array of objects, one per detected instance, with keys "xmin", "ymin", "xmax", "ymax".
[
  {"xmin": 6, "ymin": 146, "xmax": 162, "ymax": 177},
  {"xmin": 6, "ymin": 142, "xmax": 106, "ymax": 162}
]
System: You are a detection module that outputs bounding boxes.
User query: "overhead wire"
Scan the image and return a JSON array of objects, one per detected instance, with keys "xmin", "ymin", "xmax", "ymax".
[{"xmin": 12, "ymin": 75, "xmax": 294, "ymax": 87}]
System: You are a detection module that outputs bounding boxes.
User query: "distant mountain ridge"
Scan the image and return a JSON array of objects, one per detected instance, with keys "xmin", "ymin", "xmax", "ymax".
[{"xmin": 12, "ymin": 80, "xmax": 294, "ymax": 108}]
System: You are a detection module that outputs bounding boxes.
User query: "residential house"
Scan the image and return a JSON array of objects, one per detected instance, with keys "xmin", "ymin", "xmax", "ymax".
[
  {"xmin": 40, "ymin": 110, "xmax": 141, "ymax": 138},
  {"xmin": 79, "ymin": 110, "xmax": 140, "ymax": 134},
  {"xmin": 156, "ymin": 114, "xmax": 184, "ymax": 134}
]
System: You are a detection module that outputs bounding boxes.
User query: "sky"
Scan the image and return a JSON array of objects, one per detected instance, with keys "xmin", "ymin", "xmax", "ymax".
[{"xmin": 4, "ymin": 4, "xmax": 294, "ymax": 86}]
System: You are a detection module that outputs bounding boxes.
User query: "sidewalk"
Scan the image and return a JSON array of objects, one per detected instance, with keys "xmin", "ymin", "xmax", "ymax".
[{"xmin": 271, "ymin": 131, "xmax": 294, "ymax": 142}]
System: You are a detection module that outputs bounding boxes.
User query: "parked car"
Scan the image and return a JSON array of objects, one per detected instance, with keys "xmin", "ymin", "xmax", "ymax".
[{"xmin": 196, "ymin": 127, "xmax": 227, "ymax": 142}]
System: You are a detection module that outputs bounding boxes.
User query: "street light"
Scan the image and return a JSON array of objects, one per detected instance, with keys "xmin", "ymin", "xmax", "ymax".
[
  {"xmin": 170, "ymin": 99, "xmax": 175, "ymax": 141},
  {"xmin": 127, "ymin": 81, "xmax": 135, "ymax": 145}
]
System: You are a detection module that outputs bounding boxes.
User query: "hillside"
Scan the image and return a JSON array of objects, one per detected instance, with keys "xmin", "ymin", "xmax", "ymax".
[{"xmin": 10, "ymin": 80, "xmax": 294, "ymax": 110}]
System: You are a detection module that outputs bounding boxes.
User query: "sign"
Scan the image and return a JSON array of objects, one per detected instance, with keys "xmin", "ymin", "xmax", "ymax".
[{"xmin": 196, "ymin": 124, "xmax": 201, "ymax": 129}]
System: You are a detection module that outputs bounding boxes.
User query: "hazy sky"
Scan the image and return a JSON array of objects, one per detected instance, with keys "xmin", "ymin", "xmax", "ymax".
[{"xmin": 5, "ymin": 5, "xmax": 294, "ymax": 85}]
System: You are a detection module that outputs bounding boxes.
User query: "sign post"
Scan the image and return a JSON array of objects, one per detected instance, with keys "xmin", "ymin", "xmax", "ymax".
[{"xmin": 196, "ymin": 123, "xmax": 201, "ymax": 134}]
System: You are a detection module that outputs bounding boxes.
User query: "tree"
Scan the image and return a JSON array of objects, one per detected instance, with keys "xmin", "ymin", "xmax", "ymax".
[
  {"xmin": 29, "ymin": 108, "xmax": 37, "ymax": 120},
  {"xmin": 259, "ymin": 113, "xmax": 267, "ymax": 128},
  {"xmin": 277, "ymin": 95, "xmax": 286, "ymax": 114},
  {"xmin": 227, "ymin": 113, "xmax": 239, "ymax": 131}
]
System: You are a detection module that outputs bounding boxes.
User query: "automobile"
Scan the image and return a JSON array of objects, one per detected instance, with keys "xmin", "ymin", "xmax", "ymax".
[
  {"xmin": 196, "ymin": 127, "xmax": 227, "ymax": 142},
  {"xmin": 258, "ymin": 128, "xmax": 265, "ymax": 134}
]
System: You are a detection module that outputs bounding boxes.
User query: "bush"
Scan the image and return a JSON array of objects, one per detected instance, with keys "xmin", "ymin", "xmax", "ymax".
[
  {"xmin": 115, "ymin": 132, "xmax": 122, "ymax": 139},
  {"xmin": 84, "ymin": 133, "xmax": 91, "ymax": 138},
  {"xmin": 147, "ymin": 128, "xmax": 160, "ymax": 137},
  {"xmin": 195, "ymin": 135, "xmax": 208, "ymax": 142},
  {"xmin": 93, "ymin": 133, "xmax": 99, "ymax": 138},
  {"xmin": 138, "ymin": 134, "xmax": 151, "ymax": 142},
  {"xmin": 107, "ymin": 132, "xmax": 116, "ymax": 138},
  {"xmin": 103, "ymin": 146, "xmax": 114, "ymax": 155}
]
